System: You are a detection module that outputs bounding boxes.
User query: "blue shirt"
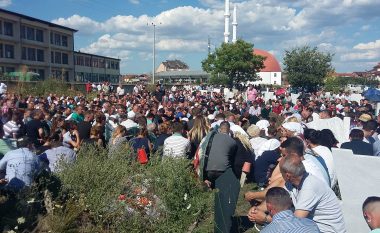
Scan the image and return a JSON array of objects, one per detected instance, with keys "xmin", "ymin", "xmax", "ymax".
[
  {"xmin": 261, "ymin": 210, "xmax": 320, "ymax": 233},
  {"xmin": 0, "ymin": 148, "xmax": 39, "ymax": 190}
]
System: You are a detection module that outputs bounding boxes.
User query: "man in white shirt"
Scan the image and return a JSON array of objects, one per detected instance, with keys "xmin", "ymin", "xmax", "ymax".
[
  {"xmin": 116, "ymin": 84, "xmax": 125, "ymax": 97},
  {"xmin": 163, "ymin": 122, "xmax": 190, "ymax": 158},
  {"xmin": 280, "ymin": 154, "xmax": 346, "ymax": 233},
  {"xmin": 120, "ymin": 111, "xmax": 138, "ymax": 130}
]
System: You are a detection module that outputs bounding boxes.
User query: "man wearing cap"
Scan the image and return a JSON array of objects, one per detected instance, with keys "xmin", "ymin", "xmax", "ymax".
[{"xmin": 120, "ymin": 111, "xmax": 138, "ymax": 130}]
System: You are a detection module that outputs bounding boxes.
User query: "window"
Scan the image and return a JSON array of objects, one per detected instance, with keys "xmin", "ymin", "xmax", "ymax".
[
  {"xmin": 36, "ymin": 29, "xmax": 43, "ymax": 42},
  {"xmin": 75, "ymin": 56, "xmax": 84, "ymax": 66},
  {"xmin": 5, "ymin": 67, "xmax": 15, "ymax": 73},
  {"xmin": 0, "ymin": 20, "xmax": 2, "ymax": 34},
  {"xmin": 51, "ymin": 51, "xmax": 54, "ymax": 63},
  {"xmin": 0, "ymin": 44, "xmax": 2, "ymax": 58},
  {"xmin": 85, "ymin": 57, "xmax": 91, "ymax": 67},
  {"xmin": 38, "ymin": 69, "xmax": 45, "ymax": 80},
  {"xmin": 27, "ymin": 47, "xmax": 36, "ymax": 61},
  {"xmin": 274, "ymin": 73, "xmax": 277, "ymax": 77},
  {"xmin": 20, "ymin": 25, "xmax": 26, "ymax": 39},
  {"xmin": 115, "ymin": 62, "xmax": 119, "ymax": 70},
  {"xmin": 27, "ymin": 27, "xmax": 35, "ymax": 40},
  {"xmin": 92, "ymin": 58, "xmax": 98, "ymax": 67},
  {"xmin": 99, "ymin": 59, "xmax": 105, "ymax": 68},
  {"xmin": 62, "ymin": 35, "xmax": 68, "ymax": 47},
  {"xmin": 21, "ymin": 47, "xmax": 27, "ymax": 60},
  {"xmin": 37, "ymin": 49, "xmax": 44, "ymax": 62},
  {"xmin": 55, "ymin": 51, "xmax": 61, "ymax": 64},
  {"xmin": 54, "ymin": 33, "xmax": 61, "ymax": 46},
  {"xmin": 62, "ymin": 53, "xmax": 68, "ymax": 64},
  {"xmin": 4, "ymin": 22, "xmax": 13, "ymax": 36},
  {"xmin": 50, "ymin": 32, "xmax": 54, "ymax": 44},
  {"xmin": 4, "ymin": 44, "xmax": 14, "ymax": 58}
]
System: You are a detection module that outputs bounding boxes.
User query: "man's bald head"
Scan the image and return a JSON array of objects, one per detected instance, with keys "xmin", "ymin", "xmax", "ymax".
[{"xmin": 363, "ymin": 196, "xmax": 380, "ymax": 230}]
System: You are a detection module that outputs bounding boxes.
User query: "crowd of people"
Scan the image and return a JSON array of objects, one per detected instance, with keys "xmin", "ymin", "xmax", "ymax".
[{"xmin": 0, "ymin": 82, "xmax": 379, "ymax": 232}]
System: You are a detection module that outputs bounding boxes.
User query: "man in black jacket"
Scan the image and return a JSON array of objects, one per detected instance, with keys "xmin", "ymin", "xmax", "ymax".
[{"xmin": 341, "ymin": 129, "xmax": 373, "ymax": 156}]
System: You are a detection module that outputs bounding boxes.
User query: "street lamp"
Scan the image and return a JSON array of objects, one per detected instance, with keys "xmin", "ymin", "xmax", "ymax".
[{"xmin": 148, "ymin": 22, "xmax": 161, "ymax": 84}]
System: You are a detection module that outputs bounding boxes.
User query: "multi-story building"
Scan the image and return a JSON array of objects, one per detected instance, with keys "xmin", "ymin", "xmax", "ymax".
[
  {"xmin": 0, "ymin": 8, "xmax": 77, "ymax": 81},
  {"xmin": 74, "ymin": 51, "xmax": 120, "ymax": 84}
]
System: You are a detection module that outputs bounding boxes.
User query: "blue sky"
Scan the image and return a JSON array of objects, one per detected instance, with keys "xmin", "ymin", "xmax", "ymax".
[{"xmin": 2, "ymin": 0, "xmax": 380, "ymax": 74}]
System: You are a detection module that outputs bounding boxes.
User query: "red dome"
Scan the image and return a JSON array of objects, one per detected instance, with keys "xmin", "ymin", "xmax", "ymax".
[{"xmin": 253, "ymin": 49, "xmax": 281, "ymax": 72}]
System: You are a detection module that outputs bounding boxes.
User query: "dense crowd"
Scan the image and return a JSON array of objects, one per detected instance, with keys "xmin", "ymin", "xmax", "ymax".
[{"xmin": 1, "ymin": 82, "xmax": 380, "ymax": 232}]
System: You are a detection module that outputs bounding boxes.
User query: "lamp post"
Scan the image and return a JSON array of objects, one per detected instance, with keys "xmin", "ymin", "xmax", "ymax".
[{"xmin": 149, "ymin": 22, "xmax": 161, "ymax": 84}]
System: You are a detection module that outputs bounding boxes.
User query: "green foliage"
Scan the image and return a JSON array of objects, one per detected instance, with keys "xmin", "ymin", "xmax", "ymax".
[
  {"xmin": 208, "ymin": 73, "xmax": 230, "ymax": 86},
  {"xmin": 43, "ymin": 144, "xmax": 214, "ymax": 232},
  {"xmin": 284, "ymin": 46, "xmax": 334, "ymax": 91},
  {"xmin": 324, "ymin": 75, "xmax": 380, "ymax": 93},
  {"xmin": 8, "ymin": 78, "xmax": 81, "ymax": 97},
  {"xmin": 324, "ymin": 76, "xmax": 346, "ymax": 93},
  {"xmin": 202, "ymin": 39, "xmax": 265, "ymax": 86}
]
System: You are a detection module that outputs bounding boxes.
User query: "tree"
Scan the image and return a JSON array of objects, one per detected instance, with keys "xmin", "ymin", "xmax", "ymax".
[
  {"xmin": 201, "ymin": 39, "xmax": 265, "ymax": 86},
  {"xmin": 283, "ymin": 46, "xmax": 334, "ymax": 91}
]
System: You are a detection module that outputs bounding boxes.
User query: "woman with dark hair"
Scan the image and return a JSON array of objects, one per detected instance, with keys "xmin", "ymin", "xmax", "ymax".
[
  {"xmin": 129, "ymin": 126, "xmax": 152, "ymax": 157},
  {"xmin": 319, "ymin": 129, "xmax": 339, "ymax": 150},
  {"xmin": 81, "ymin": 126, "xmax": 104, "ymax": 148},
  {"xmin": 62, "ymin": 121, "xmax": 80, "ymax": 149},
  {"xmin": 154, "ymin": 121, "xmax": 171, "ymax": 153},
  {"xmin": 304, "ymin": 128, "xmax": 337, "ymax": 188}
]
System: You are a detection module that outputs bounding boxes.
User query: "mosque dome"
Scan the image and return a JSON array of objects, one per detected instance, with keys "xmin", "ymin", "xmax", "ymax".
[{"xmin": 253, "ymin": 49, "xmax": 282, "ymax": 72}]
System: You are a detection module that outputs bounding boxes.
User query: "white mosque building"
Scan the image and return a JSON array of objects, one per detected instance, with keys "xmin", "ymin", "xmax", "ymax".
[{"xmin": 223, "ymin": 0, "xmax": 282, "ymax": 85}]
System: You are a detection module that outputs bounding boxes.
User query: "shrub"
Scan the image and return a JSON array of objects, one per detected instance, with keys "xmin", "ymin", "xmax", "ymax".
[{"xmin": 42, "ymin": 144, "xmax": 214, "ymax": 232}]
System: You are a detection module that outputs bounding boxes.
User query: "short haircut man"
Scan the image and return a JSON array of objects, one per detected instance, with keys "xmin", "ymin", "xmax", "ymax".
[
  {"xmin": 172, "ymin": 122, "xmax": 183, "ymax": 134},
  {"xmin": 279, "ymin": 152, "xmax": 346, "ymax": 232},
  {"xmin": 280, "ymin": 137, "xmax": 304, "ymax": 157},
  {"xmin": 219, "ymin": 121, "xmax": 230, "ymax": 133},
  {"xmin": 266, "ymin": 187, "xmax": 293, "ymax": 213},
  {"xmin": 362, "ymin": 196, "xmax": 380, "ymax": 231},
  {"xmin": 349, "ymin": 129, "xmax": 364, "ymax": 140}
]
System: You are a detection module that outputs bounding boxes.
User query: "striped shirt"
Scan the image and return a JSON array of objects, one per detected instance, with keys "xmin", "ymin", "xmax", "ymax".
[
  {"xmin": 163, "ymin": 134, "xmax": 190, "ymax": 158},
  {"xmin": 3, "ymin": 120, "xmax": 19, "ymax": 138},
  {"xmin": 261, "ymin": 210, "xmax": 320, "ymax": 233}
]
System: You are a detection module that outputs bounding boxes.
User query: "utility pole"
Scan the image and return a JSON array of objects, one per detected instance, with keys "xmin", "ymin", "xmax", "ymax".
[
  {"xmin": 208, "ymin": 36, "xmax": 211, "ymax": 55},
  {"xmin": 148, "ymin": 22, "xmax": 161, "ymax": 84}
]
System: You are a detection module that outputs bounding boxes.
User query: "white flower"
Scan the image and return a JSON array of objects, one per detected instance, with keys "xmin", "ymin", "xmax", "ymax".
[
  {"xmin": 186, "ymin": 204, "xmax": 191, "ymax": 210},
  {"xmin": 17, "ymin": 217, "xmax": 26, "ymax": 224},
  {"xmin": 7, "ymin": 230, "xmax": 16, "ymax": 233},
  {"xmin": 184, "ymin": 193, "xmax": 188, "ymax": 201},
  {"xmin": 27, "ymin": 198, "xmax": 35, "ymax": 204}
]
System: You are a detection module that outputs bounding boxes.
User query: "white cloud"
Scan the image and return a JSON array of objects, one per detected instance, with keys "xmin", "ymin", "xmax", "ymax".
[
  {"xmin": 0, "ymin": 0, "xmax": 11, "ymax": 7},
  {"xmin": 129, "ymin": 0, "xmax": 140, "ymax": 4},
  {"xmin": 167, "ymin": 53, "xmax": 184, "ymax": 60},
  {"xmin": 50, "ymin": 0, "xmax": 380, "ymax": 73},
  {"xmin": 52, "ymin": 15, "xmax": 100, "ymax": 34},
  {"xmin": 341, "ymin": 50, "xmax": 380, "ymax": 61},
  {"xmin": 354, "ymin": 40, "xmax": 380, "ymax": 50},
  {"xmin": 341, "ymin": 39, "xmax": 380, "ymax": 62}
]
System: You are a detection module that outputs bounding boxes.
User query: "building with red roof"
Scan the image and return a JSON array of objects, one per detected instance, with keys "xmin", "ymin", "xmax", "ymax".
[{"xmin": 250, "ymin": 49, "xmax": 282, "ymax": 85}]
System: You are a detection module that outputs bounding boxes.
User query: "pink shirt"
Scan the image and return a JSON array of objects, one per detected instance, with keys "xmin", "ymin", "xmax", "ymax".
[{"xmin": 247, "ymin": 89, "xmax": 257, "ymax": 102}]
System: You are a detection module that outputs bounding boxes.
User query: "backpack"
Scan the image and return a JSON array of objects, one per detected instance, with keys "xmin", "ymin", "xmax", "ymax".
[{"xmin": 137, "ymin": 147, "xmax": 148, "ymax": 164}]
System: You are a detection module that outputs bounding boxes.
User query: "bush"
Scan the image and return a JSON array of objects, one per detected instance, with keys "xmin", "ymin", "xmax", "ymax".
[
  {"xmin": 8, "ymin": 78, "xmax": 81, "ymax": 97},
  {"xmin": 41, "ymin": 144, "xmax": 214, "ymax": 232}
]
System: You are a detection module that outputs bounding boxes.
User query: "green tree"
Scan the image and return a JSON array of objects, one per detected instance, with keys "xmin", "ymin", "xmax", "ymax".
[
  {"xmin": 202, "ymin": 39, "xmax": 265, "ymax": 86},
  {"xmin": 284, "ymin": 46, "xmax": 334, "ymax": 91}
]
